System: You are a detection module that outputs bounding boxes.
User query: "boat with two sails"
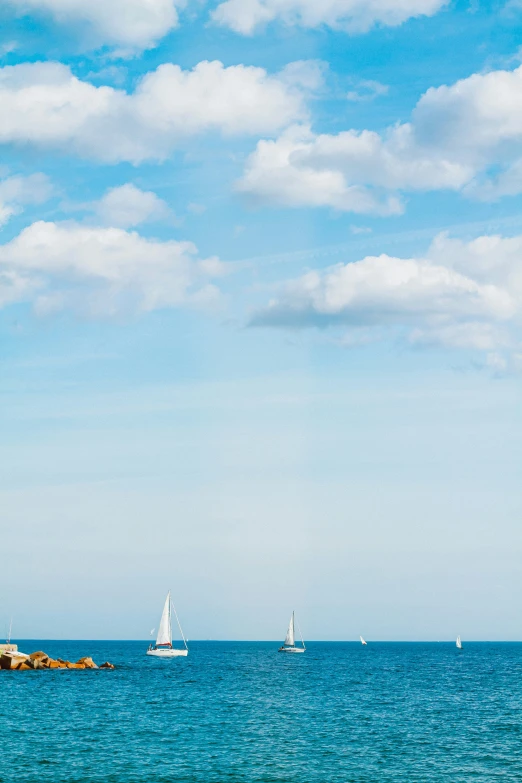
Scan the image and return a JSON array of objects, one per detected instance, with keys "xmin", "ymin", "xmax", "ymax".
[
  {"xmin": 278, "ymin": 611, "xmax": 306, "ymax": 653},
  {"xmin": 147, "ymin": 592, "xmax": 188, "ymax": 657}
]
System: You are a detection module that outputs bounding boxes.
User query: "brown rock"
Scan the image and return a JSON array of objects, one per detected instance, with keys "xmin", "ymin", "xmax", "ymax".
[
  {"xmin": 32, "ymin": 657, "xmax": 52, "ymax": 669},
  {"xmin": 0, "ymin": 654, "xmax": 13, "ymax": 670},
  {"xmin": 49, "ymin": 660, "xmax": 67, "ymax": 669},
  {"xmin": 1, "ymin": 653, "xmax": 31, "ymax": 670},
  {"xmin": 29, "ymin": 651, "xmax": 51, "ymax": 666},
  {"xmin": 76, "ymin": 657, "xmax": 98, "ymax": 669},
  {"xmin": 0, "ymin": 654, "xmax": 19, "ymax": 670},
  {"xmin": 16, "ymin": 662, "xmax": 33, "ymax": 671},
  {"xmin": 100, "ymin": 661, "xmax": 115, "ymax": 669}
]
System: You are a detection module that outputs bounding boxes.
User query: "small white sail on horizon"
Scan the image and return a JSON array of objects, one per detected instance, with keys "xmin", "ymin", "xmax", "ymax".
[
  {"xmin": 147, "ymin": 592, "xmax": 188, "ymax": 658},
  {"xmin": 278, "ymin": 611, "xmax": 305, "ymax": 653},
  {"xmin": 456, "ymin": 635, "xmax": 462, "ymax": 649},
  {"xmin": 360, "ymin": 636, "xmax": 367, "ymax": 645}
]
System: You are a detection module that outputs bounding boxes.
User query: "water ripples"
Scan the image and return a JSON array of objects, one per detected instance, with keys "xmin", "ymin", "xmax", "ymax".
[{"xmin": 1, "ymin": 641, "xmax": 521, "ymax": 782}]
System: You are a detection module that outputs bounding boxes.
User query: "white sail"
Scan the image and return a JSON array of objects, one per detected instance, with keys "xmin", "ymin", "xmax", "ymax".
[
  {"xmin": 284, "ymin": 613, "xmax": 295, "ymax": 646},
  {"xmin": 360, "ymin": 636, "xmax": 367, "ymax": 645},
  {"xmin": 155, "ymin": 592, "xmax": 172, "ymax": 647},
  {"xmin": 456, "ymin": 636, "xmax": 462, "ymax": 649}
]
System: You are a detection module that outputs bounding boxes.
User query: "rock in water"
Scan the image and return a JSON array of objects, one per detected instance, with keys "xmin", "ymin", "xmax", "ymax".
[
  {"xmin": 28, "ymin": 652, "xmax": 51, "ymax": 668},
  {"xmin": 77, "ymin": 657, "xmax": 98, "ymax": 669},
  {"xmin": 0, "ymin": 654, "xmax": 18, "ymax": 670},
  {"xmin": 1, "ymin": 650, "xmax": 114, "ymax": 671},
  {"xmin": 1, "ymin": 650, "xmax": 30, "ymax": 669}
]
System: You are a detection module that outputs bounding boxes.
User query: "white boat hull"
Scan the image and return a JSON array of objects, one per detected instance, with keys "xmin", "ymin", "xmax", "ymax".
[
  {"xmin": 278, "ymin": 646, "xmax": 305, "ymax": 653},
  {"xmin": 147, "ymin": 648, "xmax": 188, "ymax": 657}
]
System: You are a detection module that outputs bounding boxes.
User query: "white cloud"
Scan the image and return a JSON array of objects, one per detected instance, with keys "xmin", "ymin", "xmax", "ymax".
[
  {"xmin": 6, "ymin": 0, "xmax": 183, "ymax": 52},
  {"xmin": 0, "ymin": 60, "xmax": 313, "ymax": 163},
  {"xmin": 212, "ymin": 0, "xmax": 447, "ymax": 35},
  {"xmin": 411, "ymin": 65, "xmax": 522, "ymax": 164},
  {"xmin": 0, "ymin": 173, "xmax": 54, "ymax": 227},
  {"xmin": 346, "ymin": 79, "xmax": 389, "ymax": 102},
  {"xmin": 91, "ymin": 184, "xmax": 172, "ymax": 228},
  {"xmin": 250, "ymin": 232, "xmax": 522, "ymax": 356},
  {"xmin": 0, "ymin": 220, "xmax": 226, "ymax": 316},
  {"xmin": 239, "ymin": 64, "xmax": 522, "ymax": 213},
  {"xmin": 237, "ymin": 125, "xmax": 404, "ymax": 215}
]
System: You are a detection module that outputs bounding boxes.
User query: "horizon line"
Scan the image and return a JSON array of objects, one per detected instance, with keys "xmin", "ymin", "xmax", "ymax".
[{"xmin": 6, "ymin": 639, "xmax": 522, "ymax": 644}]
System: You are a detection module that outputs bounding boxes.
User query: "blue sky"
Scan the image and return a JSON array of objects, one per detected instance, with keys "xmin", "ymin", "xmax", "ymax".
[{"xmin": 1, "ymin": 0, "xmax": 521, "ymax": 641}]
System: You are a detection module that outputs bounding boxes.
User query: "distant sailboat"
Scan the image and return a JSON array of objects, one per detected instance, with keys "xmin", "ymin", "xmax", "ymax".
[
  {"xmin": 456, "ymin": 636, "xmax": 462, "ymax": 649},
  {"xmin": 147, "ymin": 592, "xmax": 188, "ymax": 657},
  {"xmin": 360, "ymin": 636, "xmax": 367, "ymax": 646},
  {"xmin": 278, "ymin": 612, "xmax": 305, "ymax": 653}
]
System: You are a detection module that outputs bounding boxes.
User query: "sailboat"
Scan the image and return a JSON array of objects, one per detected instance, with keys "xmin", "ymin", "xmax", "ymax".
[
  {"xmin": 278, "ymin": 611, "xmax": 305, "ymax": 653},
  {"xmin": 360, "ymin": 636, "xmax": 367, "ymax": 646},
  {"xmin": 456, "ymin": 636, "xmax": 462, "ymax": 649},
  {"xmin": 147, "ymin": 592, "xmax": 188, "ymax": 657}
]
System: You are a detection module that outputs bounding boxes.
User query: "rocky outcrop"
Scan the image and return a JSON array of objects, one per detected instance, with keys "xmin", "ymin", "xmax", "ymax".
[{"xmin": 0, "ymin": 650, "xmax": 114, "ymax": 671}]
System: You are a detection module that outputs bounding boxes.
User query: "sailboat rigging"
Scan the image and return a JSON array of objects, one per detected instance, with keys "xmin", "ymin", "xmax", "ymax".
[
  {"xmin": 278, "ymin": 612, "xmax": 306, "ymax": 653},
  {"xmin": 147, "ymin": 592, "xmax": 188, "ymax": 657},
  {"xmin": 360, "ymin": 636, "xmax": 367, "ymax": 646}
]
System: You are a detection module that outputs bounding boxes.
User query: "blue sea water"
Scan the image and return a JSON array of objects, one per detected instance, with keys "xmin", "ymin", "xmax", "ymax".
[{"xmin": 1, "ymin": 641, "xmax": 522, "ymax": 782}]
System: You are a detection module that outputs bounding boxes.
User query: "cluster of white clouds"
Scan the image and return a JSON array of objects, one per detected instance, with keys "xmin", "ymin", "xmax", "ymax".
[
  {"xmin": 5, "ymin": 52, "xmax": 522, "ymax": 217},
  {"xmin": 0, "ymin": 183, "xmax": 226, "ymax": 316},
  {"xmin": 3, "ymin": 175, "xmax": 521, "ymax": 363},
  {"xmin": 251, "ymin": 232, "xmax": 522, "ymax": 361},
  {"xmin": 239, "ymin": 65, "xmax": 522, "ymax": 214},
  {"xmin": 6, "ymin": 0, "xmax": 184, "ymax": 51},
  {"xmin": 4, "ymin": 1, "xmax": 522, "ymax": 366},
  {"xmin": 0, "ymin": 60, "xmax": 316, "ymax": 163},
  {"xmin": 212, "ymin": 0, "xmax": 446, "ymax": 35},
  {"xmin": 6, "ymin": 0, "xmax": 446, "ymax": 50}
]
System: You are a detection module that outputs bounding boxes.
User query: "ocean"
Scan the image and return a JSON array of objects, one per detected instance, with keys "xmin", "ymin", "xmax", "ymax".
[{"xmin": 1, "ymin": 641, "xmax": 521, "ymax": 782}]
